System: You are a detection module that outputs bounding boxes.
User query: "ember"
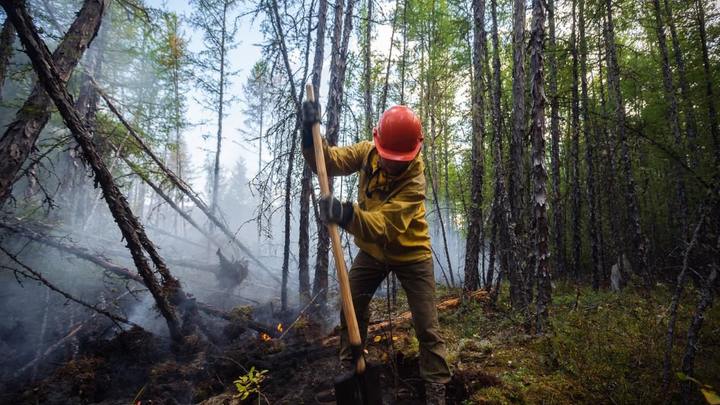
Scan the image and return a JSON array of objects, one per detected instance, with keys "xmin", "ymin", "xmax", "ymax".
[
  {"xmin": 276, "ymin": 323, "xmax": 283, "ymax": 333},
  {"xmin": 260, "ymin": 333, "xmax": 272, "ymax": 341}
]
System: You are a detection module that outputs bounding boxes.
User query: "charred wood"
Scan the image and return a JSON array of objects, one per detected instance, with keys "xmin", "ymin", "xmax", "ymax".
[
  {"xmin": 0, "ymin": 0, "xmax": 107, "ymax": 205},
  {"xmin": 92, "ymin": 80, "xmax": 279, "ymax": 283},
  {"xmin": 0, "ymin": 0, "xmax": 188, "ymax": 342}
]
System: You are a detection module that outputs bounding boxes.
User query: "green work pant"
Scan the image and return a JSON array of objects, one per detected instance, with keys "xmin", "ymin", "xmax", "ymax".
[{"xmin": 339, "ymin": 251, "xmax": 452, "ymax": 384}]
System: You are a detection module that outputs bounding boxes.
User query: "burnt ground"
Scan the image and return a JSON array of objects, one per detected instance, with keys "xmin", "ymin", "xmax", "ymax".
[
  {"xmin": 0, "ymin": 290, "xmax": 492, "ymax": 405},
  {"xmin": 1, "ymin": 282, "xmax": 719, "ymax": 404}
]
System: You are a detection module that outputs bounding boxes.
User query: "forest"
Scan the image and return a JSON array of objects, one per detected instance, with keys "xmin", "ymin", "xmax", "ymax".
[{"xmin": 0, "ymin": 0, "xmax": 718, "ymax": 403}]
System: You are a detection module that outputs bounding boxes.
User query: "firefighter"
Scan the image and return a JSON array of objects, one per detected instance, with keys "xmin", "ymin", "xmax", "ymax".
[{"xmin": 302, "ymin": 101, "xmax": 451, "ymax": 405}]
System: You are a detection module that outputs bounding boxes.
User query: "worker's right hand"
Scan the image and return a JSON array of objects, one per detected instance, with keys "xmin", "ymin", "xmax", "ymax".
[{"xmin": 302, "ymin": 100, "xmax": 321, "ymax": 149}]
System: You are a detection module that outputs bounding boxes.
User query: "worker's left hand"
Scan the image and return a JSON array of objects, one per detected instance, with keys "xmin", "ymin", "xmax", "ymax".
[
  {"xmin": 319, "ymin": 195, "xmax": 354, "ymax": 227},
  {"xmin": 301, "ymin": 100, "xmax": 321, "ymax": 148}
]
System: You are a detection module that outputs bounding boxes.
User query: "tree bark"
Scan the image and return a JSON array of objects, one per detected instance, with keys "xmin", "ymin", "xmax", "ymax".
[
  {"xmin": 464, "ymin": 0, "xmax": 485, "ymax": 292},
  {"xmin": 0, "ymin": 0, "xmax": 106, "ymax": 206},
  {"xmin": 509, "ymin": 0, "xmax": 525, "ymax": 224},
  {"xmin": 530, "ymin": 0, "xmax": 550, "ymax": 332},
  {"xmin": 680, "ymin": 266, "xmax": 718, "ymax": 401},
  {"xmin": 211, "ymin": 1, "xmax": 230, "ymax": 219},
  {"xmin": 662, "ymin": 202, "xmax": 709, "ymax": 390},
  {"xmin": 604, "ymin": 0, "xmax": 650, "ymax": 286},
  {"xmin": 268, "ymin": 0, "xmax": 307, "ymax": 311},
  {"xmin": 0, "ymin": 17, "xmax": 14, "ymax": 100},
  {"xmin": 663, "ymin": 0, "xmax": 698, "ymax": 158},
  {"xmin": 570, "ymin": 0, "xmax": 581, "ymax": 280},
  {"xmin": 363, "ymin": 0, "xmax": 372, "ymax": 135},
  {"xmin": 578, "ymin": 0, "xmax": 602, "ymax": 289},
  {"xmin": 695, "ymin": 0, "xmax": 720, "ymax": 165},
  {"xmin": 299, "ymin": 0, "xmax": 327, "ymax": 305},
  {"xmin": 313, "ymin": 0, "xmax": 355, "ymax": 308},
  {"xmin": 652, "ymin": 0, "xmax": 688, "ymax": 241},
  {"xmin": 507, "ymin": 0, "xmax": 528, "ymax": 308},
  {"xmin": 378, "ymin": 0, "xmax": 399, "ymax": 114},
  {"xmin": 1, "ymin": 0, "xmax": 192, "ymax": 342},
  {"xmin": 547, "ymin": 0, "xmax": 564, "ymax": 280}
]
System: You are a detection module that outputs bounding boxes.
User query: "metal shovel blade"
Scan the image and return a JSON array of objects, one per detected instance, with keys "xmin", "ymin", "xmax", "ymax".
[{"xmin": 333, "ymin": 363, "xmax": 382, "ymax": 405}]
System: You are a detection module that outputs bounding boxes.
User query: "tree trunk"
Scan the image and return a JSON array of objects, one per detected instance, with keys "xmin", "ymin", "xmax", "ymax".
[
  {"xmin": 578, "ymin": 0, "xmax": 602, "ymax": 289},
  {"xmin": 378, "ymin": 0, "xmax": 400, "ymax": 114},
  {"xmin": 313, "ymin": 0, "xmax": 355, "ymax": 309},
  {"xmin": 427, "ymin": 102, "xmax": 455, "ymax": 287},
  {"xmin": 363, "ymin": 0, "xmax": 372, "ymax": 135},
  {"xmin": 0, "ymin": 0, "xmax": 190, "ymax": 342},
  {"xmin": 570, "ymin": 0, "xmax": 581, "ymax": 280},
  {"xmin": 695, "ymin": 0, "xmax": 720, "ymax": 165},
  {"xmin": 75, "ymin": 20, "xmax": 108, "ymax": 231},
  {"xmin": 487, "ymin": 0, "xmax": 506, "ymax": 292},
  {"xmin": 604, "ymin": 0, "xmax": 650, "ymax": 286},
  {"xmin": 596, "ymin": 44, "xmax": 615, "ymax": 282},
  {"xmin": 652, "ymin": 0, "xmax": 689, "ymax": 241},
  {"xmin": 662, "ymin": 203, "xmax": 709, "ymax": 390},
  {"xmin": 509, "ymin": 0, "xmax": 525, "ymax": 224},
  {"xmin": 0, "ymin": 0, "xmax": 106, "ymax": 206},
  {"xmin": 299, "ymin": 0, "xmax": 327, "ymax": 305},
  {"xmin": 211, "ymin": 1, "xmax": 229, "ymax": 218},
  {"xmin": 680, "ymin": 266, "xmax": 718, "ymax": 401},
  {"xmin": 268, "ymin": 0, "xmax": 305, "ymax": 312},
  {"xmin": 530, "ymin": 0, "xmax": 550, "ymax": 332},
  {"xmin": 663, "ymin": 0, "xmax": 698, "ymax": 158},
  {"xmin": 507, "ymin": 0, "xmax": 528, "ymax": 308},
  {"xmin": 464, "ymin": 0, "xmax": 485, "ymax": 292},
  {"xmin": 0, "ymin": 17, "xmax": 14, "ymax": 100},
  {"xmin": 547, "ymin": 0, "xmax": 564, "ymax": 280}
]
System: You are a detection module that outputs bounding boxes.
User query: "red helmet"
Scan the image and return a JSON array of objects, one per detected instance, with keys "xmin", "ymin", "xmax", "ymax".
[{"xmin": 373, "ymin": 105, "xmax": 423, "ymax": 162}]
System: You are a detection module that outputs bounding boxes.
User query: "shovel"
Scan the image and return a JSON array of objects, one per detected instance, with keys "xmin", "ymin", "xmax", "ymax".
[{"xmin": 306, "ymin": 84, "xmax": 382, "ymax": 405}]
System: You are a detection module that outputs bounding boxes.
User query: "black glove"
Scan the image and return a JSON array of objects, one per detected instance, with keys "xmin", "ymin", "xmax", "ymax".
[
  {"xmin": 302, "ymin": 100, "xmax": 321, "ymax": 149},
  {"xmin": 319, "ymin": 195, "xmax": 354, "ymax": 227}
]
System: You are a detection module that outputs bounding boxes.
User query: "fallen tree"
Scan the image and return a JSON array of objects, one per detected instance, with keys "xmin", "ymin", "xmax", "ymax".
[
  {"xmin": 0, "ymin": 220, "xmax": 276, "ymax": 336},
  {"xmin": 0, "ymin": 244, "xmax": 138, "ymax": 328},
  {"xmin": 322, "ymin": 290, "xmax": 489, "ymax": 346},
  {"xmin": 0, "ymin": 0, "xmax": 194, "ymax": 344},
  {"xmin": 95, "ymin": 80, "xmax": 279, "ymax": 283},
  {"xmin": 0, "ymin": 0, "xmax": 107, "ymax": 205}
]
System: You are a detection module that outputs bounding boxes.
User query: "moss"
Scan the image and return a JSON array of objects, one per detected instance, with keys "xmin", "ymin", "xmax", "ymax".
[{"xmin": 432, "ymin": 281, "xmax": 720, "ymax": 404}]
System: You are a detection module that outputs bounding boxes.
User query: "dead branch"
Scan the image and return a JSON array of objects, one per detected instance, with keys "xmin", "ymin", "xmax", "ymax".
[
  {"xmin": 92, "ymin": 78, "xmax": 279, "ymax": 283},
  {"xmin": 122, "ymin": 157, "xmax": 224, "ymax": 250},
  {"xmin": 194, "ymin": 302, "xmax": 279, "ymax": 338},
  {"xmin": 0, "ymin": 221, "xmax": 144, "ymax": 283},
  {"xmin": 0, "ymin": 0, "xmax": 107, "ymax": 205},
  {"xmin": 321, "ymin": 290, "xmax": 489, "ymax": 346},
  {"xmin": 0, "ymin": 0, "xmax": 187, "ymax": 342},
  {"xmin": 0, "ymin": 244, "xmax": 139, "ymax": 328},
  {"xmin": 13, "ymin": 289, "xmax": 137, "ymax": 378},
  {"xmin": 0, "ymin": 220, "xmax": 276, "ymax": 336}
]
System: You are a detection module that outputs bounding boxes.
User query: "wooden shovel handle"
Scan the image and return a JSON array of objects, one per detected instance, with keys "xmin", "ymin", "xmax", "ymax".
[{"xmin": 306, "ymin": 84, "xmax": 366, "ymax": 374}]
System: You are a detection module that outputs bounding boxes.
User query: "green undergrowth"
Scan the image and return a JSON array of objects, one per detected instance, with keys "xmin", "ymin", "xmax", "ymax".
[{"xmin": 391, "ymin": 281, "xmax": 720, "ymax": 404}]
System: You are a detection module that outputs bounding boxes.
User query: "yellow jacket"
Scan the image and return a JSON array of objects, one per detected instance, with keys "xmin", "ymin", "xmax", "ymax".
[{"xmin": 303, "ymin": 140, "xmax": 431, "ymax": 264}]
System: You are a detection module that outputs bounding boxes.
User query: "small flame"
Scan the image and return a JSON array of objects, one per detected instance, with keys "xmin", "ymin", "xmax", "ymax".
[
  {"xmin": 260, "ymin": 332, "xmax": 272, "ymax": 341},
  {"xmin": 277, "ymin": 323, "xmax": 283, "ymax": 333}
]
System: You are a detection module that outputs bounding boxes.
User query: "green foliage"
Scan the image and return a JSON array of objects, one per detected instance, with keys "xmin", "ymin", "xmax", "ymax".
[
  {"xmin": 430, "ymin": 283, "xmax": 720, "ymax": 403},
  {"xmin": 233, "ymin": 366, "xmax": 268, "ymax": 402},
  {"xmin": 677, "ymin": 373, "xmax": 720, "ymax": 405}
]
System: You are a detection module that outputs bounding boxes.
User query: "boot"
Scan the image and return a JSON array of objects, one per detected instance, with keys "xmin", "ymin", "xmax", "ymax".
[{"xmin": 425, "ymin": 382, "xmax": 446, "ymax": 405}]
